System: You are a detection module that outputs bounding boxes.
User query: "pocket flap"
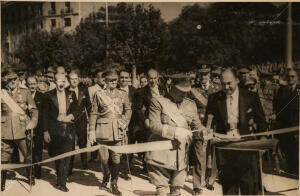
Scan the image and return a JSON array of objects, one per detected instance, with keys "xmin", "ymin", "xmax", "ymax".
[{"xmin": 96, "ymin": 118, "xmax": 111, "ymax": 124}]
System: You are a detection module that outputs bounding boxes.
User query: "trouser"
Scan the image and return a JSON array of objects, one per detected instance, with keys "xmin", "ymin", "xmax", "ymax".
[
  {"xmin": 32, "ymin": 134, "xmax": 44, "ymax": 178},
  {"xmin": 147, "ymin": 164, "xmax": 187, "ymax": 196},
  {"xmin": 1, "ymin": 139, "xmax": 32, "ymax": 190},
  {"xmin": 90, "ymin": 142, "xmax": 99, "ymax": 160},
  {"xmin": 70, "ymin": 127, "xmax": 88, "ymax": 171},
  {"xmin": 217, "ymin": 150, "xmax": 260, "ymax": 195},
  {"xmin": 50, "ymin": 132, "xmax": 75, "ymax": 186},
  {"xmin": 206, "ymin": 141, "xmax": 218, "ymax": 185},
  {"xmin": 192, "ymin": 139, "xmax": 207, "ymax": 189},
  {"xmin": 98, "ymin": 140, "xmax": 122, "ymax": 184}
]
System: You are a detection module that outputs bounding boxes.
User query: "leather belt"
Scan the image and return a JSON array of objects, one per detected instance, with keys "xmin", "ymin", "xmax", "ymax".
[{"xmin": 100, "ymin": 113, "xmax": 122, "ymax": 119}]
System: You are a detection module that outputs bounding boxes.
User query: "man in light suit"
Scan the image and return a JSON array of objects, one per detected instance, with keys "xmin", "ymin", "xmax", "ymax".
[
  {"xmin": 205, "ymin": 68, "xmax": 267, "ymax": 195},
  {"xmin": 43, "ymin": 73, "xmax": 79, "ymax": 192}
]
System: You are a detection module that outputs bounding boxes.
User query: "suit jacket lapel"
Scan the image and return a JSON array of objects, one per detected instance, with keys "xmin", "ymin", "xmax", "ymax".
[
  {"xmin": 238, "ymin": 89, "xmax": 247, "ymax": 128},
  {"xmin": 50, "ymin": 90, "xmax": 58, "ymax": 109},
  {"xmin": 66, "ymin": 90, "xmax": 70, "ymax": 111},
  {"xmin": 218, "ymin": 93, "xmax": 228, "ymax": 128}
]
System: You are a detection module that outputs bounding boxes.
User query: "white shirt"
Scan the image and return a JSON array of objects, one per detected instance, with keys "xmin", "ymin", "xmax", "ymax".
[
  {"xmin": 226, "ymin": 87, "xmax": 239, "ymax": 129},
  {"xmin": 57, "ymin": 90, "xmax": 67, "ymax": 115},
  {"xmin": 32, "ymin": 91, "xmax": 36, "ymax": 99},
  {"xmin": 69, "ymin": 86, "xmax": 78, "ymax": 99},
  {"xmin": 150, "ymin": 85, "xmax": 160, "ymax": 98}
]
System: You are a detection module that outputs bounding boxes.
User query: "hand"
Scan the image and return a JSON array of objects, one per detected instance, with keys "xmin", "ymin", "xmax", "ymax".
[
  {"xmin": 269, "ymin": 114, "xmax": 276, "ymax": 121},
  {"xmin": 64, "ymin": 114, "xmax": 74, "ymax": 123},
  {"xmin": 174, "ymin": 127, "xmax": 193, "ymax": 142},
  {"xmin": 26, "ymin": 130, "xmax": 33, "ymax": 140},
  {"xmin": 26, "ymin": 121, "xmax": 35, "ymax": 130},
  {"xmin": 203, "ymin": 128, "xmax": 214, "ymax": 140},
  {"xmin": 88, "ymin": 131, "xmax": 96, "ymax": 145},
  {"xmin": 44, "ymin": 131, "xmax": 51, "ymax": 143}
]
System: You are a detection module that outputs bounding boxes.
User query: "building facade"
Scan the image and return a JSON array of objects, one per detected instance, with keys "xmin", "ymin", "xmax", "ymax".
[{"xmin": 1, "ymin": 2, "xmax": 103, "ymax": 64}]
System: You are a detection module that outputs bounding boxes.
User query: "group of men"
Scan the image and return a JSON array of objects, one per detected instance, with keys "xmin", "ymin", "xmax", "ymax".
[{"xmin": 1, "ymin": 63, "xmax": 299, "ymax": 196}]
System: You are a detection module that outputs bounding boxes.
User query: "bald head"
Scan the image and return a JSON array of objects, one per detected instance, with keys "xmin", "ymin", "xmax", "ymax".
[
  {"xmin": 287, "ymin": 69, "xmax": 299, "ymax": 86},
  {"xmin": 56, "ymin": 66, "xmax": 66, "ymax": 75},
  {"xmin": 147, "ymin": 69, "xmax": 159, "ymax": 88},
  {"xmin": 55, "ymin": 73, "xmax": 66, "ymax": 92},
  {"xmin": 221, "ymin": 68, "xmax": 239, "ymax": 96}
]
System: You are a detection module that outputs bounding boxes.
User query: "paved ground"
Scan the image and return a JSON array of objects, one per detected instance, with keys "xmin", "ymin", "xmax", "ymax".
[{"xmin": 2, "ymin": 152, "xmax": 299, "ymax": 196}]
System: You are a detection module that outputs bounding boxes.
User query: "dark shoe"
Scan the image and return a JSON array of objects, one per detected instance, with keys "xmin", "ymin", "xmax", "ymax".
[
  {"xmin": 120, "ymin": 173, "xmax": 131, "ymax": 181},
  {"xmin": 193, "ymin": 188, "xmax": 203, "ymax": 195},
  {"xmin": 170, "ymin": 186, "xmax": 181, "ymax": 196},
  {"xmin": 54, "ymin": 184, "xmax": 69, "ymax": 192},
  {"xmin": 28, "ymin": 177, "xmax": 35, "ymax": 186},
  {"xmin": 205, "ymin": 184, "xmax": 214, "ymax": 190},
  {"xmin": 111, "ymin": 184, "xmax": 122, "ymax": 196}
]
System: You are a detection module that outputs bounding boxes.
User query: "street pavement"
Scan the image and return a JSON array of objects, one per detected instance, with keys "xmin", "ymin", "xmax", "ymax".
[{"xmin": 2, "ymin": 151, "xmax": 299, "ymax": 196}]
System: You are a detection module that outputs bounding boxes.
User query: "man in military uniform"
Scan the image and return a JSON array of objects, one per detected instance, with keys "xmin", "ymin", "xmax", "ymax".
[
  {"xmin": 190, "ymin": 64, "xmax": 221, "ymax": 194},
  {"xmin": 145, "ymin": 75, "xmax": 209, "ymax": 196},
  {"xmin": 1, "ymin": 69, "xmax": 38, "ymax": 191},
  {"xmin": 89, "ymin": 70, "xmax": 132, "ymax": 196}
]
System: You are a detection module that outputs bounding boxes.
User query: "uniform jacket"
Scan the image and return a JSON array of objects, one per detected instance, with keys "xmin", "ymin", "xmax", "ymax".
[
  {"xmin": 66, "ymin": 86, "xmax": 91, "ymax": 131},
  {"xmin": 1, "ymin": 86, "xmax": 38, "ymax": 140},
  {"xmin": 273, "ymin": 84, "xmax": 300, "ymax": 128},
  {"xmin": 89, "ymin": 88, "xmax": 132, "ymax": 141},
  {"xmin": 145, "ymin": 97, "xmax": 203, "ymax": 171},
  {"xmin": 134, "ymin": 85, "xmax": 169, "ymax": 128},
  {"xmin": 43, "ymin": 88, "xmax": 79, "ymax": 136},
  {"xmin": 88, "ymin": 84, "xmax": 102, "ymax": 103},
  {"xmin": 204, "ymin": 88, "xmax": 267, "ymax": 135}
]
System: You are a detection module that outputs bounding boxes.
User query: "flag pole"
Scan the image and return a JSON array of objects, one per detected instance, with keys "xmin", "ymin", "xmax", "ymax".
[{"xmin": 286, "ymin": 2, "xmax": 293, "ymax": 69}]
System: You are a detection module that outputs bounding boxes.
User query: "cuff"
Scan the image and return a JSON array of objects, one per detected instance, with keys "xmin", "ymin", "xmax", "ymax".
[{"xmin": 161, "ymin": 125, "xmax": 176, "ymax": 140}]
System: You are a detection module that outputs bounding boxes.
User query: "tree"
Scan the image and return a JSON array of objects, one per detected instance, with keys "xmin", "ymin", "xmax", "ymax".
[
  {"xmin": 169, "ymin": 3, "xmax": 293, "ymax": 70},
  {"xmin": 15, "ymin": 29, "xmax": 79, "ymax": 72},
  {"xmin": 75, "ymin": 3, "xmax": 171, "ymax": 73}
]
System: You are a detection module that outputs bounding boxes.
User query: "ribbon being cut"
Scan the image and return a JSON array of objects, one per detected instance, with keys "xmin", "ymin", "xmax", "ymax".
[{"xmin": 1, "ymin": 126, "xmax": 298, "ymax": 171}]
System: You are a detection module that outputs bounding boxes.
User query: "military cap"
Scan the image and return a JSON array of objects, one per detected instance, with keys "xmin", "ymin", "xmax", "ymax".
[
  {"xmin": 212, "ymin": 66, "xmax": 222, "ymax": 75},
  {"xmin": 169, "ymin": 73, "xmax": 191, "ymax": 92},
  {"xmin": 244, "ymin": 78, "xmax": 257, "ymax": 86},
  {"xmin": 2, "ymin": 69, "xmax": 18, "ymax": 82},
  {"xmin": 238, "ymin": 67, "xmax": 250, "ymax": 74},
  {"xmin": 47, "ymin": 66, "xmax": 55, "ymax": 73},
  {"xmin": 198, "ymin": 64, "xmax": 211, "ymax": 73},
  {"xmin": 103, "ymin": 70, "xmax": 118, "ymax": 80}
]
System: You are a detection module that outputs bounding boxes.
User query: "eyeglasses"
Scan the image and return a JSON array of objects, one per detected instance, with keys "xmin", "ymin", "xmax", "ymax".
[{"xmin": 107, "ymin": 79, "xmax": 117, "ymax": 82}]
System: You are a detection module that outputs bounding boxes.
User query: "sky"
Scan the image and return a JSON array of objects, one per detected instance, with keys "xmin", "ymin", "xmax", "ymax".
[{"xmin": 86, "ymin": 2, "xmax": 212, "ymax": 22}]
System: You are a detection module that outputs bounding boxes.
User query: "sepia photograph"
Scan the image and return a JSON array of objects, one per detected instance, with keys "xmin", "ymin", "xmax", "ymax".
[{"xmin": 1, "ymin": 1, "xmax": 299, "ymax": 196}]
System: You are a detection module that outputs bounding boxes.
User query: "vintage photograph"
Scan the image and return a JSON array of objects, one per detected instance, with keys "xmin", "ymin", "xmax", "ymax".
[{"xmin": 1, "ymin": 1, "xmax": 299, "ymax": 196}]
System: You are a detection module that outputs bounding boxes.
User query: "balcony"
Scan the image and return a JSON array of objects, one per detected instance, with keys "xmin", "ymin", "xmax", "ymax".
[
  {"xmin": 61, "ymin": 8, "xmax": 73, "ymax": 15},
  {"xmin": 48, "ymin": 9, "xmax": 56, "ymax": 15}
]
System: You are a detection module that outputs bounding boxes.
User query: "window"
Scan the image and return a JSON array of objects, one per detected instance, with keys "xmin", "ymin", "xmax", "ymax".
[
  {"xmin": 65, "ymin": 2, "xmax": 70, "ymax": 9},
  {"xmin": 51, "ymin": 2, "xmax": 56, "ymax": 11},
  {"xmin": 51, "ymin": 19, "xmax": 56, "ymax": 28},
  {"xmin": 64, "ymin": 18, "xmax": 71, "ymax": 27}
]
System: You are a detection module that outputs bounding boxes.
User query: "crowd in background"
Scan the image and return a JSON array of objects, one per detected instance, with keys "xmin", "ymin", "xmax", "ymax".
[{"xmin": 1, "ymin": 63, "xmax": 299, "ymax": 195}]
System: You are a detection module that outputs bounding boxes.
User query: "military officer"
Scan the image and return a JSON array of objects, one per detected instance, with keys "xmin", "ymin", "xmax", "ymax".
[
  {"xmin": 1, "ymin": 69, "xmax": 38, "ymax": 191},
  {"xmin": 89, "ymin": 70, "xmax": 132, "ymax": 196},
  {"xmin": 190, "ymin": 65, "xmax": 221, "ymax": 194},
  {"xmin": 145, "ymin": 75, "xmax": 209, "ymax": 196}
]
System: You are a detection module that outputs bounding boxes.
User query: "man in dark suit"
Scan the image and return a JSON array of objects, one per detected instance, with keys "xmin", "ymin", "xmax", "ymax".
[
  {"xmin": 27, "ymin": 76, "xmax": 45, "ymax": 179},
  {"xmin": 273, "ymin": 69, "xmax": 299, "ymax": 174},
  {"xmin": 204, "ymin": 68, "xmax": 267, "ymax": 195},
  {"xmin": 43, "ymin": 73, "xmax": 79, "ymax": 192},
  {"xmin": 118, "ymin": 70, "xmax": 137, "ymax": 180},
  {"xmin": 67, "ymin": 71, "xmax": 92, "ymax": 173}
]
